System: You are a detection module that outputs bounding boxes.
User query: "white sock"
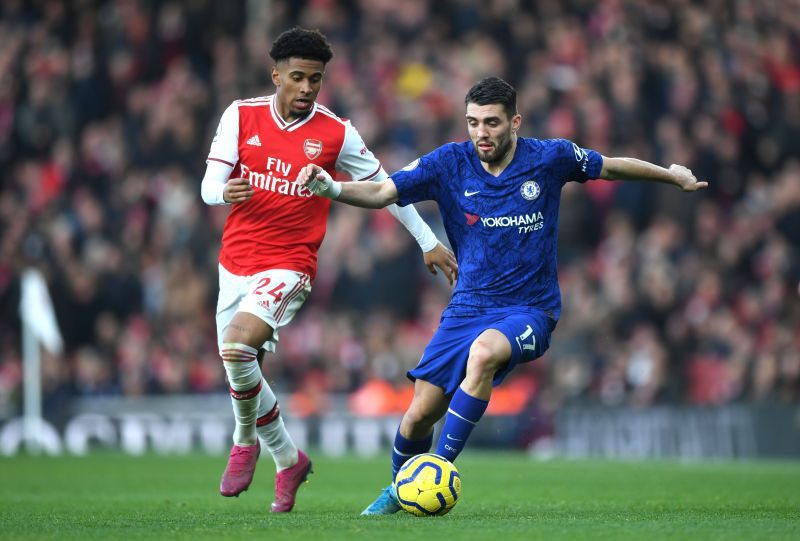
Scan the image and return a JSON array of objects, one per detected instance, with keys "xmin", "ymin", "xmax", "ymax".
[
  {"xmin": 255, "ymin": 379, "xmax": 298, "ymax": 471},
  {"xmin": 221, "ymin": 342, "xmax": 261, "ymax": 446}
]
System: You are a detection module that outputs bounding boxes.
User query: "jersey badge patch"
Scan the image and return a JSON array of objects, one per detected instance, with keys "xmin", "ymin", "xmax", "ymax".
[
  {"xmin": 520, "ymin": 180, "xmax": 541, "ymax": 201},
  {"xmin": 304, "ymin": 139, "xmax": 323, "ymax": 160}
]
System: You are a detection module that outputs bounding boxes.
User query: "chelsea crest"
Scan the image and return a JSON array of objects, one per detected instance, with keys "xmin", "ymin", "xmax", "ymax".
[{"xmin": 520, "ymin": 180, "xmax": 540, "ymax": 201}]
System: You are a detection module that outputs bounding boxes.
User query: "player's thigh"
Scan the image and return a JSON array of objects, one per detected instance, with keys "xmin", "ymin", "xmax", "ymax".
[
  {"xmin": 217, "ymin": 266, "xmax": 311, "ymax": 350},
  {"xmin": 482, "ymin": 310, "xmax": 556, "ymax": 387},
  {"xmin": 492, "ymin": 310, "xmax": 555, "ymax": 364},
  {"xmin": 223, "ymin": 312, "xmax": 274, "ymax": 348},
  {"xmin": 216, "ymin": 264, "xmax": 247, "ymax": 347},
  {"xmin": 236, "ymin": 268, "xmax": 311, "ymax": 347}
]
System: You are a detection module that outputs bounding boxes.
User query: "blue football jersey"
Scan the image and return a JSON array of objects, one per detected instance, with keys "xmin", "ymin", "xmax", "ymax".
[{"xmin": 391, "ymin": 137, "xmax": 603, "ymax": 319}]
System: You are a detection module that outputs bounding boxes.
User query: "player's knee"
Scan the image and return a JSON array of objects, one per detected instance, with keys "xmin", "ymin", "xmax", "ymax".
[{"xmin": 466, "ymin": 340, "xmax": 501, "ymax": 377}]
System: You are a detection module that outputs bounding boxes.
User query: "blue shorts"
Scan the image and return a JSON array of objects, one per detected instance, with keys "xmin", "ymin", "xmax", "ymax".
[{"xmin": 407, "ymin": 309, "xmax": 556, "ymax": 396}]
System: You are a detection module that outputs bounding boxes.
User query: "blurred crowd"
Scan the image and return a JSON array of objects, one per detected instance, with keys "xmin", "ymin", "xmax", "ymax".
[{"xmin": 0, "ymin": 0, "xmax": 798, "ymax": 424}]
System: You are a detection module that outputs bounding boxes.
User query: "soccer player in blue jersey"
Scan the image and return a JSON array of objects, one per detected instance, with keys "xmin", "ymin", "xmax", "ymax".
[{"xmin": 297, "ymin": 76, "xmax": 708, "ymax": 515}]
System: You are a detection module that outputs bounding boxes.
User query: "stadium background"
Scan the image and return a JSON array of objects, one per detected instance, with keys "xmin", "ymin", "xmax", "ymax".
[{"xmin": 0, "ymin": 0, "xmax": 798, "ymax": 458}]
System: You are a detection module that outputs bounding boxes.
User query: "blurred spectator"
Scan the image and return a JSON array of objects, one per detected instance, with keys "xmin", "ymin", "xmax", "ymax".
[{"xmin": 0, "ymin": 0, "xmax": 797, "ymax": 425}]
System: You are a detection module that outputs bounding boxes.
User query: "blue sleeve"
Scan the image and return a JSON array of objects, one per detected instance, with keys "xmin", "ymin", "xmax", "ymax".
[
  {"xmin": 544, "ymin": 139, "xmax": 603, "ymax": 184},
  {"xmin": 390, "ymin": 146, "xmax": 450, "ymax": 206}
]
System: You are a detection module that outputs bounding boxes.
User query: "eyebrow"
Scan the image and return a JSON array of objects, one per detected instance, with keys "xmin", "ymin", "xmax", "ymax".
[{"xmin": 465, "ymin": 115, "xmax": 502, "ymax": 123}]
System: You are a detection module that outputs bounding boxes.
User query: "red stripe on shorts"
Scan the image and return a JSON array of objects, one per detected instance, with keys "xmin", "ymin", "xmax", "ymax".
[{"xmin": 275, "ymin": 275, "xmax": 308, "ymax": 323}]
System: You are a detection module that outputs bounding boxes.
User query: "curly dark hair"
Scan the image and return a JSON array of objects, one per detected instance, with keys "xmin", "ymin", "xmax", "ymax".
[
  {"xmin": 465, "ymin": 77, "xmax": 517, "ymax": 118},
  {"xmin": 269, "ymin": 27, "xmax": 333, "ymax": 64}
]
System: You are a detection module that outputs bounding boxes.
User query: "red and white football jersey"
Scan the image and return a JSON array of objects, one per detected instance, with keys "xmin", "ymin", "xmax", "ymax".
[{"xmin": 207, "ymin": 95, "xmax": 386, "ymax": 279}]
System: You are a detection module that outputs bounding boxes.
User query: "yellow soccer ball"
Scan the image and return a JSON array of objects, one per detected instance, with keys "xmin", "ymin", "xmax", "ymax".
[{"xmin": 394, "ymin": 453, "xmax": 461, "ymax": 516}]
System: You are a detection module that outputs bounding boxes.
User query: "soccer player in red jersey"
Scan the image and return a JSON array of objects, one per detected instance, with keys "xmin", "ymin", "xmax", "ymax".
[{"xmin": 200, "ymin": 27, "xmax": 457, "ymax": 513}]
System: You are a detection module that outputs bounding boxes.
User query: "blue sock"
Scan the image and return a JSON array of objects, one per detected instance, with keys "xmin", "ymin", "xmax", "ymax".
[
  {"xmin": 391, "ymin": 429, "xmax": 433, "ymax": 481},
  {"xmin": 435, "ymin": 387, "xmax": 488, "ymax": 462}
]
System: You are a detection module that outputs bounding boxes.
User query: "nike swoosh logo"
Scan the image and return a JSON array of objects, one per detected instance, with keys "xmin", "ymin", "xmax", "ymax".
[
  {"xmin": 445, "ymin": 434, "xmax": 463, "ymax": 441},
  {"xmin": 464, "ymin": 190, "xmax": 480, "ymax": 197}
]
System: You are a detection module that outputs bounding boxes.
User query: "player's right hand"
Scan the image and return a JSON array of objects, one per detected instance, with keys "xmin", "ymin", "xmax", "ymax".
[
  {"xmin": 223, "ymin": 177, "xmax": 254, "ymax": 204},
  {"xmin": 669, "ymin": 164, "xmax": 708, "ymax": 192}
]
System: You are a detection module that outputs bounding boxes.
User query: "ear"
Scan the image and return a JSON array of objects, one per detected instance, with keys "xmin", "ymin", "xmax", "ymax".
[
  {"xmin": 271, "ymin": 65, "xmax": 281, "ymax": 87},
  {"xmin": 511, "ymin": 113, "xmax": 522, "ymax": 133}
]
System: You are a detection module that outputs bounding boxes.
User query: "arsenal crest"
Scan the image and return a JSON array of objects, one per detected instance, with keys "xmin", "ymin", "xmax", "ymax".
[{"xmin": 304, "ymin": 139, "xmax": 323, "ymax": 160}]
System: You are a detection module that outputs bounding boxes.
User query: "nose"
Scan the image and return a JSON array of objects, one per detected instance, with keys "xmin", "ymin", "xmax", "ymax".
[
  {"xmin": 299, "ymin": 79, "xmax": 312, "ymax": 95},
  {"xmin": 475, "ymin": 124, "xmax": 489, "ymax": 138}
]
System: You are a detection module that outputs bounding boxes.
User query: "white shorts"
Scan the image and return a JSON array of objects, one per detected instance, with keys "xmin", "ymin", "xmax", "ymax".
[{"xmin": 216, "ymin": 264, "xmax": 312, "ymax": 353}]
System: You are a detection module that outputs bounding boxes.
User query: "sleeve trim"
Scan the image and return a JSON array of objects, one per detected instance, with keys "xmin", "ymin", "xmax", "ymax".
[
  {"xmin": 354, "ymin": 164, "xmax": 383, "ymax": 182},
  {"xmin": 207, "ymin": 157, "xmax": 235, "ymax": 167}
]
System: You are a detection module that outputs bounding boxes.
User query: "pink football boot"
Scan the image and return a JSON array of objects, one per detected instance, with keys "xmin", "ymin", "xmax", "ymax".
[
  {"xmin": 270, "ymin": 450, "xmax": 313, "ymax": 512},
  {"xmin": 219, "ymin": 443, "xmax": 260, "ymax": 497}
]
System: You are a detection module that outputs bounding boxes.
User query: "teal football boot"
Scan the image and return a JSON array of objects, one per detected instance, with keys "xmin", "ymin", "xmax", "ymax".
[{"xmin": 360, "ymin": 484, "xmax": 401, "ymax": 515}]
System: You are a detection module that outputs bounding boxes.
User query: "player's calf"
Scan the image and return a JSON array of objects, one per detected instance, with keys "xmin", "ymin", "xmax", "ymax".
[{"xmin": 434, "ymin": 387, "xmax": 489, "ymax": 463}]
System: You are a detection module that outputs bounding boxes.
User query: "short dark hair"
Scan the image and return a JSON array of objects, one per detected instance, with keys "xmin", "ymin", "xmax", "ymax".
[
  {"xmin": 269, "ymin": 27, "xmax": 333, "ymax": 65},
  {"xmin": 464, "ymin": 77, "xmax": 517, "ymax": 118}
]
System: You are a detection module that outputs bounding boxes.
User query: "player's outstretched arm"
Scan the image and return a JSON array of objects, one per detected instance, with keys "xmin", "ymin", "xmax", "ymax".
[
  {"xmin": 599, "ymin": 157, "xmax": 708, "ymax": 192},
  {"xmin": 297, "ymin": 164, "xmax": 399, "ymax": 208},
  {"xmin": 298, "ymin": 163, "xmax": 459, "ymax": 284}
]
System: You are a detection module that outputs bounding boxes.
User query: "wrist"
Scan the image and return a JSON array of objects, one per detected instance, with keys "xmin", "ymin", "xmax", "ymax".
[
  {"xmin": 314, "ymin": 178, "xmax": 342, "ymax": 199},
  {"xmin": 419, "ymin": 230, "xmax": 439, "ymax": 253},
  {"xmin": 327, "ymin": 180, "xmax": 342, "ymax": 199}
]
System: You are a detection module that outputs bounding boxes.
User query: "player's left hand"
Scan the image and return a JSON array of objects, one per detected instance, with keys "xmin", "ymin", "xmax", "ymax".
[
  {"xmin": 670, "ymin": 164, "xmax": 708, "ymax": 192},
  {"xmin": 297, "ymin": 163, "xmax": 341, "ymax": 198},
  {"xmin": 423, "ymin": 242, "xmax": 458, "ymax": 286}
]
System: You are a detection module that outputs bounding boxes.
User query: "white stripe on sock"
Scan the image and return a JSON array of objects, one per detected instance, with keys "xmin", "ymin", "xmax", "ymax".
[{"xmin": 447, "ymin": 407, "xmax": 477, "ymax": 425}]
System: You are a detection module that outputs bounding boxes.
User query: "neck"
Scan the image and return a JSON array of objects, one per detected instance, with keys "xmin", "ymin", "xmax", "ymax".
[
  {"xmin": 274, "ymin": 97, "xmax": 306, "ymax": 124},
  {"xmin": 481, "ymin": 136, "xmax": 517, "ymax": 176}
]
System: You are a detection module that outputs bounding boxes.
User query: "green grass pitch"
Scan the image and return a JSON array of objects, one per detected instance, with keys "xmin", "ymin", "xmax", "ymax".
[{"xmin": 1, "ymin": 452, "xmax": 798, "ymax": 541}]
